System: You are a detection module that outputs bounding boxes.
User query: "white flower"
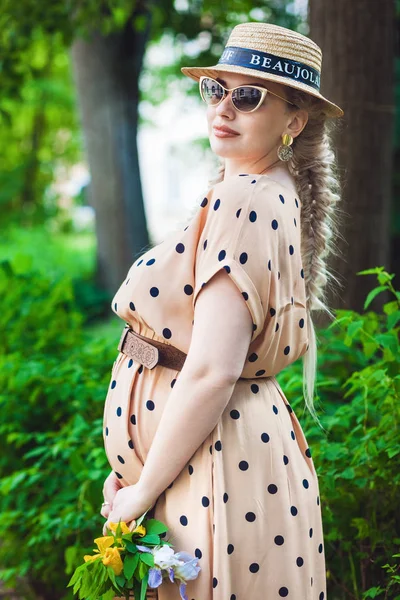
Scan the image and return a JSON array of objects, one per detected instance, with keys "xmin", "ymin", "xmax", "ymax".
[{"xmin": 153, "ymin": 545, "xmax": 184, "ymax": 569}]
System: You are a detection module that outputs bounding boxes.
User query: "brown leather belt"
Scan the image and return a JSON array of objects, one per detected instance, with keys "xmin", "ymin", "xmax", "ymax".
[{"xmin": 117, "ymin": 325, "xmax": 187, "ymax": 371}]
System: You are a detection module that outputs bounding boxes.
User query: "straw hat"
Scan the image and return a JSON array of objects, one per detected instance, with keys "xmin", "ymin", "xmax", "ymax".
[{"xmin": 181, "ymin": 22, "xmax": 344, "ymax": 118}]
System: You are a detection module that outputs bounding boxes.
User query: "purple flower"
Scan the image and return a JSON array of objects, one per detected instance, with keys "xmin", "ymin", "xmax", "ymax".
[
  {"xmin": 148, "ymin": 567, "xmax": 163, "ymax": 588},
  {"xmin": 174, "ymin": 552, "xmax": 201, "ymax": 581},
  {"xmin": 142, "ymin": 543, "xmax": 201, "ymax": 597},
  {"xmin": 179, "ymin": 582, "xmax": 188, "ymax": 600},
  {"xmin": 136, "ymin": 544, "xmax": 153, "ymax": 553}
]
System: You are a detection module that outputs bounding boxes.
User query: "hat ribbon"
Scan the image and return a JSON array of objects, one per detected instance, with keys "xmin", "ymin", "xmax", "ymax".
[{"xmin": 217, "ymin": 46, "xmax": 321, "ymax": 91}]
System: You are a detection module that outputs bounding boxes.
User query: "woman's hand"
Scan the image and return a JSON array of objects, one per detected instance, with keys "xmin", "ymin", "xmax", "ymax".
[
  {"xmin": 100, "ymin": 471, "xmax": 123, "ymax": 520},
  {"xmin": 102, "ymin": 482, "xmax": 155, "ymax": 536}
]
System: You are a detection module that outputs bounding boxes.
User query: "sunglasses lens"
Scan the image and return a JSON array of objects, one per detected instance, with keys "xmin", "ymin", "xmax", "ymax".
[
  {"xmin": 232, "ymin": 87, "xmax": 263, "ymax": 112},
  {"xmin": 200, "ymin": 78, "xmax": 264, "ymax": 112},
  {"xmin": 200, "ymin": 78, "xmax": 225, "ymax": 105}
]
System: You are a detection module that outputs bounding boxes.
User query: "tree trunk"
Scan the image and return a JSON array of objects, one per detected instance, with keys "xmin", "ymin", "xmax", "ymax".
[
  {"xmin": 70, "ymin": 9, "xmax": 152, "ymax": 293},
  {"xmin": 309, "ymin": 0, "xmax": 395, "ymax": 313}
]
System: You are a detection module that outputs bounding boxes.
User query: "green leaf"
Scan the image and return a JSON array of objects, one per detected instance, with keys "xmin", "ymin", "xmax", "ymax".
[
  {"xmin": 100, "ymin": 589, "xmax": 116, "ymax": 600},
  {"xmin": 383, "ymin": 301, "xmax": 400, "ymax": 316},
  {"xmin": 387, "ymin": 446, "xmax": 400, "ymax": 459},
  {"xmin": 387, "ymin": 310, "xmax": 400, "ymax": 329},
  {"xmin": 116, "ymin": 574, "xmax": 126, "ymax": 586},
  {"xmin": 376, "ymin": 332, "xmax": 399, "ymax": 354},
  {"xmin": 363, "ymin": 585, "xmax": 385, "ymax": 598},
  {"xmin": 67, "ymin": 566, "xmax": 82, "ymax": 587},
  {"xmin": 124, "ymin": 540, "xmax": 139, "ymax": 552},
  {"xmin": 341, "ymin": 467, "xmax": 356, "ymax": 480},
  {"xmin": 90, "ymin": 561, "xmax": 109, "ymax": 597},
  {"xmin": 347, "ymin": 319, "xmax": 364, "ymax": 338},
  {"xmin": 364, "ymin": 286, "xmax": 387, "ymax": 310},
  {"xmin": 139, "ymin": 552, "xmax": 154, "ymax": 567},
  {"xmin": 123, "ymin": 552, "xmax": 139, "ymax": 580},
  {"xmin": 356, "ymin": 267, "xmax": 382, "ymax": 276},
  {"xmin": 134, "ymin": 507, "xmax": 153, "ymax": 528},
  {"xmin": 106, "ymin": 566, "xmax": 120, "ymax": 591},
  {"xmin": 140, "ymin": 571, "xmax": 149, "ymax": 600},
  {"xmin": 363, "ymin": 341, "xmax": 379, "ymax": 358},
  {"xmin": 323, "ymin": 443, "xmax": 348, "ymax": 461},
  {"xmin": 138, "ymin": 559, "xmax": 148, "ymax": 580},
  {"xmin": 133, "ymin": 580, "xmax": 142, "ymax": 600},
  {"xmin": 137, "ymin": 533, "xmax": 161, "ymax": 545},
  {"xmin": 144, "ymin": 518, "xmax": 169, "ymax": 535}
]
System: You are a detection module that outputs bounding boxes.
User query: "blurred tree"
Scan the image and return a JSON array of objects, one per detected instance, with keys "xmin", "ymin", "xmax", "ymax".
[
  {"xmin": 69, "ymin": 5, "xmax": 153, "ymax": 293},
  {"xmin": 0, "ymin": 29, "xmax": 81, "ymax": 227},
  {"xmin": 0, "ymin": 0, "xmax": 299, "ymax": 292},
  {"xmin": 309, "ymin": 0, "xmax": 396, "ymax": 314}
]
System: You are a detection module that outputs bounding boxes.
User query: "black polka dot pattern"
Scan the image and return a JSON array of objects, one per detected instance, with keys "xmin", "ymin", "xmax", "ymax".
[
  {"xmin": 103, "ymin": 175, "xmax": 323, "ymax": 597},
  {"xmin": 279, "ymin": 587, "xmax": 289, "ymax": 597}
]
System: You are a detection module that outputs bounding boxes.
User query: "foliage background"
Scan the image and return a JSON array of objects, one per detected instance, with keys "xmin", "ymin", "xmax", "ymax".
[{"xmin": 0, "ymin": 1, "xmax": 399, "ymax": 599}]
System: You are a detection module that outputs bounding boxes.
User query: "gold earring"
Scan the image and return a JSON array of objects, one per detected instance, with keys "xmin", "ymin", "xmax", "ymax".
[{"xmin": 277, "ymin": 133, "xmax": 293, "ymax": 161}]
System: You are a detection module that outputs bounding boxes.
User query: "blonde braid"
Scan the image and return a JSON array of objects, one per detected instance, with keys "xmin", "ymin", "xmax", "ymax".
[{"xmin": 286, "ymin": 90, "xmax": 345, "ymax": 430}]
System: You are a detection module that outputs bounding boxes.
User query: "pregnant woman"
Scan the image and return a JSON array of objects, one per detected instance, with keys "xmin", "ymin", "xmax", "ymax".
[{"xmin": 100, "ymin": 21, "xmax": 344, "ymax": 600}]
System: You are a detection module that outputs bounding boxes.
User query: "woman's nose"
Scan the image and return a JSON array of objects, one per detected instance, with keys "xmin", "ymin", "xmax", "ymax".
[{"xmin": 215, "ymin": 91, "xmax": 234, "ymax": 114}]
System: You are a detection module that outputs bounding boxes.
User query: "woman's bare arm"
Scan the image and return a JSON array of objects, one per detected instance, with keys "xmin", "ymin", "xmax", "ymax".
[{"xmin": 136, "ymin": 268, "xmax": 254, "ymax": 504}]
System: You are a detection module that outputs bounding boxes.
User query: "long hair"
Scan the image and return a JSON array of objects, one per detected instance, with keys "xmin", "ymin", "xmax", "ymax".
[{"xmin": 205, "ymin": 87, "xmax": 345, "ymax": 430}]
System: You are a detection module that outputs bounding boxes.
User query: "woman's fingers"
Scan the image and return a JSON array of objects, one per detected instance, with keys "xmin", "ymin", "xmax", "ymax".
[
  {"xmin": 101, "ymin": 484, "xmax": 116, "ymax": 518},
  {"xmin": 101, "ymin": 472, "xmax": 124, "ymax": 520},
  {"xmin": 111, "ymin": 477, "xmax": 122, "ymax": 494},
  {"xmin": 100, "ymin": 503, "xmax": 111, "ymax": 518}
]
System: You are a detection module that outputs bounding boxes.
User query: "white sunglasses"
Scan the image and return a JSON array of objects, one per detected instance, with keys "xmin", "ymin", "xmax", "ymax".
[{"xmin": 199, "ymin": 75, "xmax": 296, "ymax": 113}]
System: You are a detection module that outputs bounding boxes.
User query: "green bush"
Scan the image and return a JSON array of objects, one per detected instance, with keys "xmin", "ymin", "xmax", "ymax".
[
  {"xmin": 0, "ymin": 255, "xmax": 120, "ymax": 599},
  {"xmin": 278, "ymin": 267, "xmax": 400, "ymax": 599},
  {"xmin": 0, "ymin": 225, "xmax": 112, "ymax": 324},
  {"xmin": 0, "ymin": 258, "xmax": 399, "ymax": 600}
]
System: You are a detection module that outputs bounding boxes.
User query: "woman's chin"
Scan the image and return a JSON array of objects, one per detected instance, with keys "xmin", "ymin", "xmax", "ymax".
[{"xmin": 210, "ymin": 140, "xmax": 242, "ymax": 158}]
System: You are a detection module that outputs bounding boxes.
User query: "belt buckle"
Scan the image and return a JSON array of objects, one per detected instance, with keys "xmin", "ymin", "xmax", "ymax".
[
  {"xmin": 131, "ymin": 337, "xmax": 159, "ymax": 369},
  {"xmin": 117, "ymin": 325, "xmax": 159, "ymax": 369},
  {"xmin": 117, "ymin": 325, "xmax": 130, "ymax": 353}
]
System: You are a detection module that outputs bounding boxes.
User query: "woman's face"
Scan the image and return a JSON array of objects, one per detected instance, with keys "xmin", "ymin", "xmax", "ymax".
[{"xmin": 205, "ymin": 72, "xmax": 305, "ymax": 166}]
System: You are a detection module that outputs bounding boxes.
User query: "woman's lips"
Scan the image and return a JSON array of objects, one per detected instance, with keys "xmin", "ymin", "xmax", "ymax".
[{"xmin": 213, "ymin": 127, "xmax": 240, "ymax": 138}]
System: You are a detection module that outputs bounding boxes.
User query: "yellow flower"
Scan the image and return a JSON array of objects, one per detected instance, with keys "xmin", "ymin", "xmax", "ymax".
[
  {"xmin": 132, "ymin": 524, "xmax": 146, "ymax": 537},
  {"xmin": 83, "ymin": 535, "xmax": 124, "ymax": 568},
  {"xmin": 108, "ymin": 521, "xmax": 131, "ymax": 535},
  {"xmin": 94, "ymin": 536, "xmax": 115, "ymax": 553},
  {"xmin": 107, "ymin": 521, "xmax": 146, "ymax": 537},
  {"xmin": 102, "ymin": 547, "xmax": 124, "ymax": 575},
  {"xmin": 83, "ymin": 553, "xmax": 102, "ymax": 563}
]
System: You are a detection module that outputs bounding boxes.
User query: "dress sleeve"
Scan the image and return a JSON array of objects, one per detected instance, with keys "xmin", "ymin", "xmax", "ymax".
[{"xmin": 193, "ymin": 176, "xmax": 283, "ymax": 342}]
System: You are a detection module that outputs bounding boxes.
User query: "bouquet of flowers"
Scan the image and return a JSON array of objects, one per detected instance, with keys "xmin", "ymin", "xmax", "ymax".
[{"xmin": 67, "ymin": 507, "xmax": 201, "ymax": 600}]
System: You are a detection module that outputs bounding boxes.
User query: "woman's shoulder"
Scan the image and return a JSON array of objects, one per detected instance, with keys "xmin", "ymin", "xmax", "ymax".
[
  {"xmin": 200, "ymin": 173, "xmax": 300, "ymax": 243},
  {"xmin": 208, "ymin": 174, "xmax": 300, "ymax": 221},
  {"xmin": 210, "ymin": 172, "xmax": 298, "ymax": 200}
]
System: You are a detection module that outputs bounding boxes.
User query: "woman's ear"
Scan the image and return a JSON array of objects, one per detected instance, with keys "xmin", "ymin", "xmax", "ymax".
[{"xmin": 287, "ymin": 109, "xmax": 309, "ymax": 139}]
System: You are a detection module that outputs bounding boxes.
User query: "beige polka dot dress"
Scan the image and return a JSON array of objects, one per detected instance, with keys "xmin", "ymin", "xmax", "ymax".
[{"xmin": 103, "ymin": 173, "xmax": 327, "ymax": 600}]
